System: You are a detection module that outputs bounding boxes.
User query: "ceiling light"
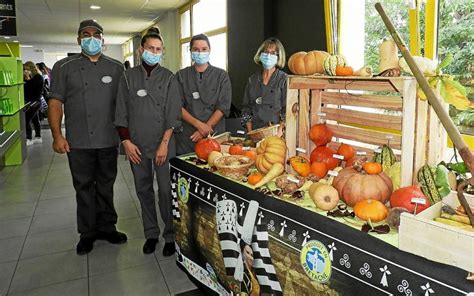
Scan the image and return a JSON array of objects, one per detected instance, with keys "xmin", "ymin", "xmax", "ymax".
[
  {"xmin": 3, "ymin": 36, "xmax": 10, "ymax": 39},
  {"xmin": 20, "ymin": 45, "xmax": 33, "ymax": 48},
  {"xmin": 13, "ymin": 40, "xmax": 18, "ymax": 42},
  {"xmin": 90, "ymin": 5, "xmax": 101, "ymax": 9}
]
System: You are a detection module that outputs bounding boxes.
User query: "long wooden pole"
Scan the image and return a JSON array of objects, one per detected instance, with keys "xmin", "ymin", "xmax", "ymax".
[{"xmin": 375, "ymin": 3, "xmax": 474, "ymax": 226}]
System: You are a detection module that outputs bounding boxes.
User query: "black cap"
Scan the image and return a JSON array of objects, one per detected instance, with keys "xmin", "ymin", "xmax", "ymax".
[{"xmin": 78, "ymin": 19, "xmax": 103, "ymax": 34}]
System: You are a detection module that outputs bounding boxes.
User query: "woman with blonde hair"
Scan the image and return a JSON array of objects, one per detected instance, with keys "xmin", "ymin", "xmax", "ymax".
[
  {"xmin": 241, "ymin": 38, "xmax": 287, "ymax": 132},
  {"xmin": 23, "ymin": 61, "xmax": 45, "ymax": 145}
]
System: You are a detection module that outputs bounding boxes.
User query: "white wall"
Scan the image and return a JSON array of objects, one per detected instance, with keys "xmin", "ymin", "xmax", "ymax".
[{"xmin": 20, "ymin": 44, "xmax": 124, "ymax": 68}]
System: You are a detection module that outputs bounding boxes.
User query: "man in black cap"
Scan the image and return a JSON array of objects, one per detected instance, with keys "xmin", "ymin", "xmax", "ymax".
[{"xmin": 48, "ymin": 19, "xmax": 127, "ymax": 255}]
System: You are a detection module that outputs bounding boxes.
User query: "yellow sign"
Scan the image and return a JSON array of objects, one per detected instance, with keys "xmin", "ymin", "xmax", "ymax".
[{"xmin": 300, "ymin": 240, "xmax": 332, "ymax": 283}]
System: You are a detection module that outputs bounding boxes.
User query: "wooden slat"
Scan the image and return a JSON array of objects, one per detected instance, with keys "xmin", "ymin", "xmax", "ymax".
[
  {"xmin": 321, "ymin": 91, "xmax": 403, "ymax": 111},
  {"xmin": 400, "ymin": 79, "xmax": 417, "ymax": 187},
  {"xmin": 427, "ymin": 101, "xmax": 448, "ymax": 165},
  {"xmin": 298, "ymin": 89, "xmax": 310, "ymax": 159},
  {"xmin": 309, "ymin": 90, "xmax": 322, "ymax": 153},
  {"xmin": 289, "ymin": 77, "xmax": 399, "ymax": 92},
  {"xmin": 285, "ymin": 88, "xmax": 299, "ymax": 162},
  {"xmin": 322, "ymin": 107, "xmax": 402, "ymax": 131},
  {"xmin": 327, "ymin": 124, "xmax": 402, "ymax": 150},
  {"xmin": 413, "ymin": 99, "xmax": 429, "ymax": 183}
]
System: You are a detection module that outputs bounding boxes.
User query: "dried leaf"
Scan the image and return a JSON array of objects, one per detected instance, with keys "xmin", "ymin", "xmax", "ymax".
[{"xmin": 439, "ymin": 77, "xmax": 471, "ymax": 110}]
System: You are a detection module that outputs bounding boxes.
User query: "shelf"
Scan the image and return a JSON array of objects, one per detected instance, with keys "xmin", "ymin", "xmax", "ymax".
[
  {"xmin": 0, "ymin": 82, "xmax": 23, "ymax": 87},
  {"xmin": 0, "ymin": 104, "xmax": 28, "ymax": 116},
  {"xmin": 0, "ymin": 130, "xmax": 20, "ymax": 159}
]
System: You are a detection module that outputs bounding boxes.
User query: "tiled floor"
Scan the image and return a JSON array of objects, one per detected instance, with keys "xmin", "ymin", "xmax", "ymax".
[{"xmin": 0, "ymin": 133, "xmax": 200, "ymax": 296}]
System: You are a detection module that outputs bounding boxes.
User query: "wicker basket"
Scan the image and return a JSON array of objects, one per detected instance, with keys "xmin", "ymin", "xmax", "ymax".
[
  {"xmin": 214, "ymin": 155, "xmax": 254, "ymax": 180},
  {"xmin": 247, "ymin": 124, "xmax": 280, "ymax": 141}
]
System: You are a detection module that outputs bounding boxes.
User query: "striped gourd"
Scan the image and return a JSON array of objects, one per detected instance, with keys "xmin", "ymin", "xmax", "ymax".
[
  {"xmin": 373, "ymin": 145, "xmax": 397, "ymax": 172},
  {"xmin": 417, "ymin": 165, "xmax": 442, "ymax": 205},
  {"xmin": 323, "ymin": 55, "xmax": 346, "ymax": 76}
]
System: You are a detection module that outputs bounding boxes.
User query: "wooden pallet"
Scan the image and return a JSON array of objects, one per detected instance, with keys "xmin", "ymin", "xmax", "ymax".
[{"xmin": 285, "ymin": 75, "xmax": 447, "ymax": 186}]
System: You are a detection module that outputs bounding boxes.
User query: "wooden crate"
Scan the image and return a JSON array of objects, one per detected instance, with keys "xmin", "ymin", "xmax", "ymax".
[
  {"xmin": 399, "ymin": 192, "xmax": 474, "ymax": 272},
  {"xmin": 285, "ymin": 75, "xmax": 447, "ymax": 186}
]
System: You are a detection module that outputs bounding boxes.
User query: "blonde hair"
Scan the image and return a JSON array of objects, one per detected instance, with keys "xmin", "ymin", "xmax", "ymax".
[
  {"xmin": 253, "ymin": 38, "xmax": 286, "ymax": 69},
  {"xmin": 24, "ymin": 61, "xmax": 40, "ymax": 76}
]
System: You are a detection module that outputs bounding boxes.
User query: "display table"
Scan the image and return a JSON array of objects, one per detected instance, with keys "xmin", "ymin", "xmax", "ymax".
[{"xmin": 170, "ymin": 157, "xmax": 473, "ymax": 295}]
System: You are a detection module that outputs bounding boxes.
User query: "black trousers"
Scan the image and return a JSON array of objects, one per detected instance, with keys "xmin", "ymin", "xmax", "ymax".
[
  {"xmin": 25, "ymin": 103, "xmax": 41, "ymax": 139},
  {"xmin": 67, "ymin": 147, "xmax": 118, "ymax": 239}
]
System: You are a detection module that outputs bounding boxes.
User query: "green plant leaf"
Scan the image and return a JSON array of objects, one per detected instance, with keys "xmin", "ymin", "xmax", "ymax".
[
  {"xmin": 436, "ymin": 53, "xmax": 453, "ymax": 74},
  {"xmin": 439, "ymin": 77, "xmax": 472, "ymax": 110}
]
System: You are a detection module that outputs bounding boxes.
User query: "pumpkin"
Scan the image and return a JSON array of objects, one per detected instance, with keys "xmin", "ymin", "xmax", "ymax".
[
  {"xmin": 363, "ymin": 162, "xmax": 383, "ymax": 175},
  {"xmin": 390, "ymin": 185, "xmax": 430, "ymax": 213},
  {"xmin": 248, "ymin": 172, "xmax": 264, "ymax": 185},
  {"xmin": 337, "ymin": 143, "xmax": 354, "ymax": 160},
  {"xmin": 311, "ymin": 184, "xmax": 340, "ymax": 211},
  {"xmin": 310, "ymin": 161, "xmax": 328, "ymax": 178},
  {"xmin": 309, "ymin": 123, "xmax": 333, "ymax": 147},
  {"xmin": 229, "ymin": 144, "xmax": 243, "ymax": 155},
  {"xmin": 310, "ymin": 146, "xmax": 340, "ymax": 170},
  {"xmin": 289, "ymin": 156, "xmax": 311, "ymax": 177},
  {"xmin": 323, "ymin": 55, "xmax": 347, "ymax": 76},
  {"xmin": 287, "ymin": 50, "xmax": 330, "ymax": 75},
  {"xmin": 243, "ymin": 150, "xmax": 257, "ymax": 161},
  {"xmin": 195, "ymin": 137, "xmax": 221, "ymax": 161},
  {"xmin": 255, "ymin": 136, "xmax": 287, "ymax": 174},
  {"xmin": 332, "ymin": 166, "xmax": 393, "ymax": 206},
  {"xmin": 353, "ymin": 199, "xmax": 388, "ymax": 222},
  {"xmin": 335, "ymin": 65, "xmax": 354, "ymax": 76}
]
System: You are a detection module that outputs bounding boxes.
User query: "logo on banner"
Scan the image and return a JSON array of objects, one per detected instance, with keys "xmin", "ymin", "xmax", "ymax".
[
  {"xmin": 177, "ymin": 177, "xmax": 189, "ymax": 203},
  {"xmin": 300, "ymin": 240, "xmax": 332, "ymax": 283}
]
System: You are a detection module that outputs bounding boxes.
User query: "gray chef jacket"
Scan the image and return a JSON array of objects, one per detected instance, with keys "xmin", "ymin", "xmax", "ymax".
[
  {"xmin": 50, "ymin": 53, "xmax": 124, "ymax": 149},
  {"xmin": 241, "ymin": 69, "xmax": 288, "ymax": 130},
  {"xmin": 114, "ymin": 65, "xmax": 181, "ymax": 159},
  {"xmin": 173, "ymin": 64, "xmax": 232, "ymax": 154}
]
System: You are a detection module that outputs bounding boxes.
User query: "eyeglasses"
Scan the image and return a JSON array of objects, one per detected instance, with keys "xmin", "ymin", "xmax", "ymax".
[{"xmin": 263, "ymin": 50, "xmax": 278, "ymax": 55}]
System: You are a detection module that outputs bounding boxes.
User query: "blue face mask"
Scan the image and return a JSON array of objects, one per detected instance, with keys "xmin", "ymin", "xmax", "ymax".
[
  {"xmin": 142, "ymin": 50, "xmax": 162, "ymax": 66},
  {"xmin": 260, "ymin": 53, "xmax": 278, "ymax": 69},
  {"xmin": 191, "ymin": 52, "xmax": 210, "ymax": 65},
  {"xmin": 81, "ymin": 37, "xmax": 102, "ymax": 56}
]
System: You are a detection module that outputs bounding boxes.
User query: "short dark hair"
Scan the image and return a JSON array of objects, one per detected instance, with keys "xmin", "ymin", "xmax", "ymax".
[
  {"xmin": 141, "ymin": 27, "xmax": 163, "ymax": 46},
  {"xmin": 189, "ymin": 34, "xmax": 210, "ymax": 50}
]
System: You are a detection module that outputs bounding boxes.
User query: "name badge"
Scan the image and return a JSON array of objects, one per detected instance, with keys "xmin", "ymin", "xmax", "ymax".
[
  {"xmin": 192, "ymin": 92, "xmax": 200, "ymax": 99},
  {"xmin": 101, "ymin": 76, "xmax": 112, "ymax": 83},
  {"xmin": 137, "ymin": 89, "xmax": 147, "ymax": 97},
  {"xmin": 255, "ymin": 97, "xmax": 262, "ymax": 104}
]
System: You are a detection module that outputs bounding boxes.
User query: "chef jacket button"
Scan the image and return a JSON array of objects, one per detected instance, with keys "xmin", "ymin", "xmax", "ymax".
[
  {"xmin": 85, "ymin": 83, "xmax": 88, "ymax": 86},
  {"xmin": 81, "ymin": 68, "xmax": 85, "ymax": 70},
  {"xmin": 90, "ymin": 131, "xmax": 94, "ymax": 134}
]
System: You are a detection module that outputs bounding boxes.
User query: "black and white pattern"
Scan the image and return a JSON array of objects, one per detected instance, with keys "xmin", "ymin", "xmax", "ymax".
[
  {"xmin": 170, "ymin": 181, "xmax": 180, "ymax": 221},
  {"xmin": 216, "ymin": 200, "xmax": 242, "ymax": 279}
]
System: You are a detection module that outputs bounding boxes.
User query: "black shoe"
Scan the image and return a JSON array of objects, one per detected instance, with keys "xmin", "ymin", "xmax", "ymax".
[
  {"xmin": 143, "ymin": 238, "xmax": 159, "ymax": 254},
  {"xmin": 97, "ymin": 231, "xmax": 128, "ymax": 244},
  {"xmin": 162, "ymin": 242, "xmax": 175, "ymax": 257},
  {"xmin": 76, "ymin": 238, "xmax": 95, "ymax": 255}
]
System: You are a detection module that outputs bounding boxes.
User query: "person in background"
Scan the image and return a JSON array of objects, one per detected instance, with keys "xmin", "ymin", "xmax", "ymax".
[
  {"xmin": 36, "ymin": 62, "xmax": 51, "ymax": 86},
  {"xmin": 172, "ymin": 34, "xmax": 232, "ymax": 155},
  {"xmin": 36, "ymin": 62, "xmax": 50, "ymax": 120},
  {"xmin": 123, "ymin": 60, "xmax": 131, "ymax": 70},
  {"xmin": 23, "ymin": 61, "xmax": 44, "ymax": 146},
  {"xmin": 241, "ymin": 38, "xmax": 287, "ymax": 133},
  {"xmin": 48, "ymin": 19, "xmax": 127, "ymax": 255},
  {"xmin": 115, "ymin": 27, "xmax": 180, "ymax": 256}
]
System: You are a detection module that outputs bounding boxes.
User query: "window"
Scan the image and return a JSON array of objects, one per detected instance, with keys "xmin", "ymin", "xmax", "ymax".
[
  {"xmin": 122, "ymin": 38, "xmax": 135, "ymax": 67},
  {"xmin": 179, "ymin": 0, "xmax": 227, "ymax": 69}
]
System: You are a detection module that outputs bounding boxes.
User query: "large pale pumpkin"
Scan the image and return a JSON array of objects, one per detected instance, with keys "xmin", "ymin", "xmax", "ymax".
[
  {"xmin": 332, "ymin": 166, "xmax": 393, "ymax": 206},
  {"xmin": 256, "ymin": 136, "xmax": 287, "ymax": 174},
  {"xmin": 288, "ymin": 51, "xmax": 330, "ymax": 75}
]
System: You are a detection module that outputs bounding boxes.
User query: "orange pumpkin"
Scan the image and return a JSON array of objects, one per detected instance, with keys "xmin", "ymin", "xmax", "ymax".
[
  {"xmin": 229, "ymin": 144, "xmax": 244, "ymax": 155},
  {"xmin": 353, "ymin": 199, "xmax": 388, "ymax": 222},
  {"xmin": 335, "ymin": 65, "xmax": 354, "ymax": 76},
  {"xmin": 289, "ymin": 156, "xmax": 311, "ymax": 177},
  {"xmin": 310, "ymin": 162, "xmax": 328, "ymax": 178},
  {"xmin": 248, "ymin": 172, "xmax": 264, "ymax": 185},
  {"xmin": 310, "ymin": 146, "xmax": 340, "ymax": 170},
  {"xmin": 195, "ymin": 138, "xmax": 221, "ymax": 161},
  {"xmin": 332, "ymin": 166, "xmax": 393, "ymax": 206},
  {"xmin": 288, "ymin": 50, "xmax": 330, "ymax": 75},
  {"xmin": 363, "ymin": 162, "xmax": 383, "ymax": 174},
  {"xmin": 337, "ymin": 143, "xmax": 354, "ymax": 160},
  {"xmin": 243, "ymin": 150, "xmax": 257, "ymax": 161},
  {"xmin": 309, "ymin": 124, "xmax": 333, "ymax": 147}
]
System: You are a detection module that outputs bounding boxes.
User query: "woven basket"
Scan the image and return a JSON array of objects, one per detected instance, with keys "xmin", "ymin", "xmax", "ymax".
[
  {"xmin": 214, "ymin": 155, "xmax": 254, "ymax": 180},
  {"xmin": 247, "ymin": 124, "xmax": 280, "ymax": 141}
]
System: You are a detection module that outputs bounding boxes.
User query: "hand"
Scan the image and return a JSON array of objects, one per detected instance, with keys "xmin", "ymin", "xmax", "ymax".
[
  {"xmin": 190, "ymin": 130, "xmax": 204, "ymax": 142},
  {"xmin": 122, "ymin": 140, "xmax": 142, "ymax": 164},
  {"xmin": 195, "ymin": 121, "xmax": 213, "ymax": 137},
  {"xmin": 52, "ymin": 135, "xmax": 70, "ymax": 154},
  {"xmin": 155, "ymin": 142, "xmax": 168, "ymax": 166}
]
